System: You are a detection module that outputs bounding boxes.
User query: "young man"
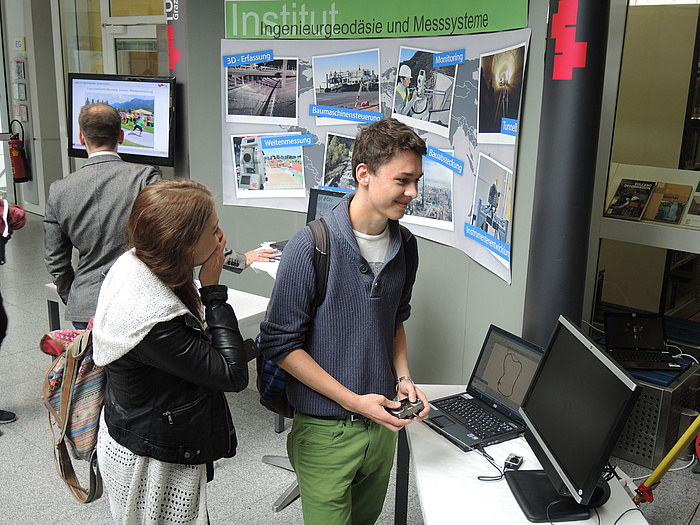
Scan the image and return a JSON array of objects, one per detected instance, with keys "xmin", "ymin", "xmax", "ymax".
[{"xmin": 259, "ymin": 117, "xmax": 429, "ymax": 524}]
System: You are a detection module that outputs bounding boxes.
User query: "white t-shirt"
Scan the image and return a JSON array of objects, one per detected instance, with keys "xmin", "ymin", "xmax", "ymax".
[{"xmin": 354, "ymin": 226, "xmax": 390, "ymax": 275}]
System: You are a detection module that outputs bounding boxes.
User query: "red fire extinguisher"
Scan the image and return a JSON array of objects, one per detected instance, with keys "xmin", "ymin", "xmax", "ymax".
[{"xmin": 8, "ymin": 120, "xmax": 28, "ymax": 183}]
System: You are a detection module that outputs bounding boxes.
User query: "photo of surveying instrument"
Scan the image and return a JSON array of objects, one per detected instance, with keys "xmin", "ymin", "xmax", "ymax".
[
  {"xmin": 238, "ymin": 136, "xmax": 266, "ymax": 190},
  {"xmin": 412, "ymin": 68, "xmax": 449, "ymax": 116}
]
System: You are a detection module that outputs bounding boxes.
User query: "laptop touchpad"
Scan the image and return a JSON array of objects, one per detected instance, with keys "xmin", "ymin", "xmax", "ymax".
[{"xmin": 430, "ymin": 415, "xmax": 455, "ymax": 428}]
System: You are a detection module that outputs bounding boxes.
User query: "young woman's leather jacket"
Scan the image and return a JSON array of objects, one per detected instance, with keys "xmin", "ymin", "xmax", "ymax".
[{"xmin": 102, "ymin": 285, "xmax": 248, "ymax": 465}]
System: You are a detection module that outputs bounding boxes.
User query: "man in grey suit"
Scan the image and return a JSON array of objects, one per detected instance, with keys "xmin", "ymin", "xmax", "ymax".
[{"xmin": 44, "ymin": 103, "xmax": 161, "ymax": 328}]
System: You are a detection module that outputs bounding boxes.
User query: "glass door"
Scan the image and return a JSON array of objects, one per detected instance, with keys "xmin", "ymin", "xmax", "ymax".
[
  {"xmin": 102, "ymin": 24, "xmax": 168, "ymax": 75},
  {"xmin": 99, "ymin": 0, "xmax": 166, "ymax": 75}
]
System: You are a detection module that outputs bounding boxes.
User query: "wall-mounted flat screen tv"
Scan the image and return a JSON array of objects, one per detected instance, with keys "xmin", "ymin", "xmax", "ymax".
[{"xmin": 67, "ymin": 73, "xmax": 176, "ymax": 167}]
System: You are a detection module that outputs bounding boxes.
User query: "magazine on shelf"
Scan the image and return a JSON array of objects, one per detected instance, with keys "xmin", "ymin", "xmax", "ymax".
[
  {"xmin": 681, "ymin": 181, "xmax": 700, "ymax": 229},
  {"xmin": 604, "ymin": 179, "xmax": 656, "ymax": 221},
  {"xmin": 642, "ymin": 182, "xmax": 693, "ymax": 224}
]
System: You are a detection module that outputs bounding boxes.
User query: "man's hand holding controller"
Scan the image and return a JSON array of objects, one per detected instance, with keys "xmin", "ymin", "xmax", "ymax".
[{"xmin": 385, "ymin": 398, "xmax": 425, "ymax": 419}]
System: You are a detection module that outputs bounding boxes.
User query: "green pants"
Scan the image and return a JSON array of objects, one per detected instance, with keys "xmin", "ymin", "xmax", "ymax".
[{"xmin": 288, "ymin": 412, "xmax": 397, "ymax": 525}]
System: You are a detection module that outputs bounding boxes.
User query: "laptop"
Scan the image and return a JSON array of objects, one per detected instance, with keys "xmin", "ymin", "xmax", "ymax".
[
  {"xmin": 423, "ymin": 325, "xmax": 544, "ymax": 451},
  {"xmin": 271, "ymin": 187, "xmax": 349, "ymax": 251},
  {"xmin": 603, "ymin": 312, "xmax": 685, "ymax": 370}
]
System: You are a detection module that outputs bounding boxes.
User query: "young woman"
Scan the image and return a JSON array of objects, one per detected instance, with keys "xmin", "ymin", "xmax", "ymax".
[{"xmin": 93, "ymin": 179, "xmax": 248, "ymax": 524}]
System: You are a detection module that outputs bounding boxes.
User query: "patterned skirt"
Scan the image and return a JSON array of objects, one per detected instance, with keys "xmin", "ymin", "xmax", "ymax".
[{"xmin": 96, "ymin": 413, "xmax": 208, "ymax": 524}]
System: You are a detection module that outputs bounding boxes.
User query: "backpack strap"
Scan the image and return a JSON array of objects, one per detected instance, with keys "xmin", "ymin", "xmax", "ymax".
[
  {"xmin": 399, "ymin": 224, "xmax": 412, "ymax": 243},
  {"xmin": 307, "ymin": 217, "xmax": 330, "ymax": 311},
  {"xmin": 399, "ymin": 224, "xmax": 415, "ymax": 260},
  {"xmin": 399, "ymin": 224, "xmax": 417, "ymax": 274}
]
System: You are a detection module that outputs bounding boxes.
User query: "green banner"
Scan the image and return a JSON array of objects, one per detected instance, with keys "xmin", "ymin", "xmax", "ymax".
[{"xmin": 225, "ymin": 1, "xmax": 528, "ymax": 39}]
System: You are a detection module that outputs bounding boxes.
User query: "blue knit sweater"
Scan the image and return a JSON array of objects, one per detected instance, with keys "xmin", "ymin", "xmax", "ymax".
[{"xmin": 258, "ymin": 193, "xmax": 419, "ymax": 417}]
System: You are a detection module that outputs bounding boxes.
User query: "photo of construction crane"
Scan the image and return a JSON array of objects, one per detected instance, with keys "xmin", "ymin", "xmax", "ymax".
[{"xmin": 312, "ymin": 49, "xmax": 381, "ymax": 113}]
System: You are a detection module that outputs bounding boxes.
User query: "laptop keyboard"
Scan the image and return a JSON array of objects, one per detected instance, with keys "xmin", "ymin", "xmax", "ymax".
[
  {"xmin": 434, "ymin": 396, "xmax": 515, "ymax": 439},
  {"xmin": 611, "ymin": 350, "xmax": 674, "ymax": 363}
]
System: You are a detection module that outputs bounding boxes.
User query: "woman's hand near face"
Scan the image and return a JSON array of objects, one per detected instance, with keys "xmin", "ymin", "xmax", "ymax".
[{"xmin": 199, "ymin": 228, "xmax": 226, "ymax": 287}]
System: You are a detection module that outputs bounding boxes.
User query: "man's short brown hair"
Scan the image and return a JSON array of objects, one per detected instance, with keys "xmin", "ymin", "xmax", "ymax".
[
  {"xmin": 78, "ymin": 103, "xmax": 121, "ymax": 150},
  {"xmin": 352, "ymin": 118, "xmax": 427, "ymax": 181}
]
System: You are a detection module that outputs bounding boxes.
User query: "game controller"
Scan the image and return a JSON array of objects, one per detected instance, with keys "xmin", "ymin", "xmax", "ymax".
[
  {"xmin": 222, "ymin": 249, "xmax": 242, "ymax": 272},
  {"xmin": 386, "ymin": 398, "xmax": 424, "ymax": 419}
]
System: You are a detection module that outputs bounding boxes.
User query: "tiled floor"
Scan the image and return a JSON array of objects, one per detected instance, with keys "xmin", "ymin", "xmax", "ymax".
[{"xmin": 0, "ymin": 213, "xmax": 424, "ymax": 524}]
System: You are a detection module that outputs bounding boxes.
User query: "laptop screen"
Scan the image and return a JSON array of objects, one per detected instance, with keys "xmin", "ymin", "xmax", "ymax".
[
  {"xmin": 468, "ymin": 326, "xmax": 544, "ymax": 419},
  {"xmin": 306, "ymin": 187, "xmax": 348, "ymax": 223},
  {"xmin": 604, "ymin": 313, "xmax": 666, "ymax": 351}
]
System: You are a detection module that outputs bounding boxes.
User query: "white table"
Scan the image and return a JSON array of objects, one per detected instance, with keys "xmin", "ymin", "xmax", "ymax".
[
  {"xmin": 223, "ymin": 288, "xmax": 269, "ymax": 336},
  {"xmin": 395, "ymin": 384, "xmax": 648, "ymax": 525}
]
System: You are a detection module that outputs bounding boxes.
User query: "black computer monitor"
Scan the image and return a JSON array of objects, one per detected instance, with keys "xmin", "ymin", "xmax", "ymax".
[
  {"xmin": 506, "ymin": 315, "xmax": 640, "ymax": 522},
  {"xmin": 67, "ymin": 73, "xmax": 176, "ymax": 167},
  {"xmin": 269, "ymin": 187, "xmax": 349, "ymax": 251},
  {"xmin": 305, "ymin": 187, "xmax": 349, "ymax": 223}
]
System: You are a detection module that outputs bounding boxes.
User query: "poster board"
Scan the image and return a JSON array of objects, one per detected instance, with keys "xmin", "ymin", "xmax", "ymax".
[{"xmin": 221, "ymin": 2, "xmax": 529, "ymax": 283}]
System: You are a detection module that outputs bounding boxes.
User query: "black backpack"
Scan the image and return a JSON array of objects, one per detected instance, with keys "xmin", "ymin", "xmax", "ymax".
[{"xmin": 256, "ymin": 218, "xmax": 416, "ymax": 418}]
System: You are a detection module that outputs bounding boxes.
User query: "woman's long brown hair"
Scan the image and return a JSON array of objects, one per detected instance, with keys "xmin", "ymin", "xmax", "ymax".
[{"xmin": 128, "ymin": 178, "xmax": 215, "ymax": 320}]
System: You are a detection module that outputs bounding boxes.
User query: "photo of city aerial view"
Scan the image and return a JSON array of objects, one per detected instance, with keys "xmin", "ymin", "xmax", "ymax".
[
  {"xmin": 312, "ymin": 49, "xmax": 381, "ymax": 117},
  {"xmin": 227, "ymin": 58, "xmax": 298, "ymax": 125},
  {"xmin": 323, "ymin": 133, "xmax": 356, "ymax": 189},
  {"xmin": 403, "ymin": 154, "xmax": 453, "ymax": 230}
]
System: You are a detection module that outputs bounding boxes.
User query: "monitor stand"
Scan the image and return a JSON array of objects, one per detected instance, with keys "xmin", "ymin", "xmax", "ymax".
[{"xmin": 505, "ymin": 470, "xmax": 591, "ymax": 523}]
